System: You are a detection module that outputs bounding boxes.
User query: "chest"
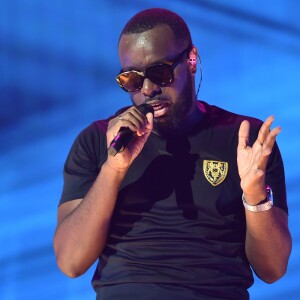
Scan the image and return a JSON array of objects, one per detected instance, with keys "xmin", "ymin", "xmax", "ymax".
[{"xmin": 118, "ymin": 130, "xmax": 243, "ymax": 219}]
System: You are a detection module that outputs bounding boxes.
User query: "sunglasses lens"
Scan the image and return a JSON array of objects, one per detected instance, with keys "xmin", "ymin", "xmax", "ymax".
[
  {"xmin": 117, "ymin": 72, "xmax": 143, "ymax": 92},
  {"xmin": 116, "ymin": 64, "xmax": 175, "ymax": 92},
  {"xmin": 146, "ymin": 64, "xmax": 174, "ymax": 86}
]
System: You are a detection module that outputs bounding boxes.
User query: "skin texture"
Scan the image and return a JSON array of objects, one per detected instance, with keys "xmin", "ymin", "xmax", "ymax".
[{"xmin": 53, "ymin": 24, "xmax": 291, "ymax": 283}]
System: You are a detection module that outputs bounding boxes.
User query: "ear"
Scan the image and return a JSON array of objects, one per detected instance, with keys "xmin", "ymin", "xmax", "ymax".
[{"xmin": 188, "ymin": 45, "xmax": 198, "ymax": 75}]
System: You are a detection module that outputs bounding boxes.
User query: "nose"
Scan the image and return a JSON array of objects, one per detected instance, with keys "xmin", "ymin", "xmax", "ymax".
[{"xmin": 141, "ymin": 78, "xmax": 162, "ymax": 98}]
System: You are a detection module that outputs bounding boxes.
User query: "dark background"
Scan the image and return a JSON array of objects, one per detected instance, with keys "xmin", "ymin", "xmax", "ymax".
[{"xmin": 0, "ymin": 0, "xmax": 299, "ymax": 299}]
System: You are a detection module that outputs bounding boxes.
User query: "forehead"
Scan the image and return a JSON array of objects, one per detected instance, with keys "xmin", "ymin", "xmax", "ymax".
[{"xmin": 118, "ymin": 25, "xmax": 179, "ymax": 69}]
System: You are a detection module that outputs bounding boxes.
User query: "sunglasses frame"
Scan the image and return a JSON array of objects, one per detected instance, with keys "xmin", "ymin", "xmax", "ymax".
[{"xmin": 116, "ymin": 44, "xmax": 192, "ymax": 92}]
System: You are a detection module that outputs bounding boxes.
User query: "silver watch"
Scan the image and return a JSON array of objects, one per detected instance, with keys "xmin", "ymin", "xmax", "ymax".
[{"xmin": 242, "ymin": 186, "xmax": 273, "ymax": 212}]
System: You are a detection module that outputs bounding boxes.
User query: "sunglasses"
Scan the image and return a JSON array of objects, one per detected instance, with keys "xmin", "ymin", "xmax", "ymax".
[{"xmin": 116, "ymin": 45, "xmax": 191, "ymax": 92}]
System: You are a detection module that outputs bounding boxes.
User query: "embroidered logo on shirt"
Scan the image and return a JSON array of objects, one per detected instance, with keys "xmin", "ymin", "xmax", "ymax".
[{"xmin": 203, "ymin": 160, "xmax": 228, "ymax": 186}]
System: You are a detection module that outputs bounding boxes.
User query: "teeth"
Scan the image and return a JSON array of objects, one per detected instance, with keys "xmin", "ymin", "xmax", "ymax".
[{"xmin": 150, "ymin": 101, "xmax": 169, "ymax": 111}]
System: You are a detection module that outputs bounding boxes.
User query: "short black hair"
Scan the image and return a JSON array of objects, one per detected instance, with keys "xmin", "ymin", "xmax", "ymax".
[{"xmin": 119, "ymin": 8, "xmax": 192, "ymax": 47}]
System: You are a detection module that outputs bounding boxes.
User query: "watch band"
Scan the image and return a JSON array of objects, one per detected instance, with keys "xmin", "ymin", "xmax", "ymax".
[{"xmin": 242, "ymin": 186, "xmax": 273, "ymax": 212}]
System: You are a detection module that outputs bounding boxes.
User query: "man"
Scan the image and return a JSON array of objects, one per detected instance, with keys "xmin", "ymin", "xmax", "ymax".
[{"xmin": 53, "ymin": 8, "xmax": 292, "ymax": 300}]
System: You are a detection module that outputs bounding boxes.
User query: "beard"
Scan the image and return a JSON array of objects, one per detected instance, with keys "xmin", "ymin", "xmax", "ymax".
[{"xmin": 153, "ymin": 72, "xmax": 194, "ymax": 137}]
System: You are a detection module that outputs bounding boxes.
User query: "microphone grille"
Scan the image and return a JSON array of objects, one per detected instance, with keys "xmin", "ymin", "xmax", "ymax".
[{"xmin": 137, "ymin": 103, "xmax": 154, "ymax": 115}]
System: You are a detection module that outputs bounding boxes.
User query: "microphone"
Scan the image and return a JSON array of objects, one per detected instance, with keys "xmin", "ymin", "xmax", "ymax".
[{"xmin": 107, "ymin": 103, "xmax": 154, "ymax": 156}]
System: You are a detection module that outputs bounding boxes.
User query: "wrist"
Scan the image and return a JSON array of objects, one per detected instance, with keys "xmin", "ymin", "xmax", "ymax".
[
  {"xmin": 242, "ymin": 191, "xmax": 267, "ymax": 206},
  {"xmin": 102, "ymin": 160, "xmax": 129, "ymax": 177},
  {"xmin": 242, "ymin": 186, "xmax": 273, "ymax": 212}
]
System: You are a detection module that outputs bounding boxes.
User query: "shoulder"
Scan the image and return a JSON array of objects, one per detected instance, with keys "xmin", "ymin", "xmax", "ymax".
[
  {"xmin": 80, "ymin": 105, "xmax": 132, "ymax": 137},
  {"xmin": 73, "ymin": 105, "xmax": 131, "ymax": 153},
  {"xmin": 67, "ymin": 118, "xmax": 110, "ymax": 164},
  {"xmin": 82, "ymin": 119, "xmax": 109, "ymax": 137},
  {"xmin": 73, "ymin": 120, "xmax": 107, "ymax": 154},
  {"xmin": 199, "ymin": 100, "xmax": 263, "ymax": 131},
  {"xmin": 200, "ymin": 100, "xmax": 261, "ymax": 124}
]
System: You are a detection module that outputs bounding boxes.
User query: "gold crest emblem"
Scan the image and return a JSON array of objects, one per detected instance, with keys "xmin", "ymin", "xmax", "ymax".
[{"xmin": 203, "ymin": 160, "xmax": 228, "ymax": 186}]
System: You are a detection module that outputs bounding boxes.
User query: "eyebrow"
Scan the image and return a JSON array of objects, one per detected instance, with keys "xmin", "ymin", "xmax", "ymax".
[
  {"xmin": 120, "ymin": 44, "xmax": 191, "ymax": 73},
  {"xmin": 121, "ymin": 55, "xmax": 176, "ymax": 72}
]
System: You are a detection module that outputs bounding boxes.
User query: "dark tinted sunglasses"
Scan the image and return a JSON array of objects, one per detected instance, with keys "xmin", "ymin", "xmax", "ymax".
[{"xmin": 116, "ymin": 45, "xmax": 191, "ymax": 92}]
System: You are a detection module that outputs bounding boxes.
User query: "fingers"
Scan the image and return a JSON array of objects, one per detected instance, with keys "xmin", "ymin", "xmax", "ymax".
[
  {"xmin": 238, "ymin": 120, "xmax": 250, "ymax": 150},
  {"xmin": 116, "ymin": 106, "xmax": 148, "ymax": 133},
  {"xmin": 134, "ymin": 112, "xmax": 153, "ymax": 140},
  {"xmin": 256, "ymin": 116, "xmax": 281, "ymax": 169},
  {"xmin": 238, "ymin": 116, "xmax": 281, "ymax": 173},
  {"xmin": 257, "ymin": 115, "xmax": 274, "ymax": 145},
  {"xmin": 257, "ymin": 116, "xmax": 281, "ymax": 151},
  {"xmin": 239, "ymin": 116, "xmax": 281, "ymax": 152},
  {"xmin": 107, "ymin": 105, "xmax": 152, "ymax": 145}
]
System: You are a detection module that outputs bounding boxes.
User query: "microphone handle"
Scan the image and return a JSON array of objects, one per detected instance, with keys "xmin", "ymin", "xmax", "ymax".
[{"xmin": 107, "ymin": 103, "xmax": 154, "ymax": 156}]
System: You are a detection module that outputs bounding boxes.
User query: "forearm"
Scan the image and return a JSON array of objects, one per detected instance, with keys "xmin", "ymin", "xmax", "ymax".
[
  {"xmin": 245, "ymin": 206, "xmax": 292, "ymax": 283},
  {"xmin": 53, "ymin": 162, "xmax": 127, "ymax": 277}
]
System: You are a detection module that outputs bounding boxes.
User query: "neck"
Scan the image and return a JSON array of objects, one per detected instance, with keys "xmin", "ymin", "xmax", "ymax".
[{"xmin": 152, "ymin": 100, "xmax": 205, "ymax": 138}]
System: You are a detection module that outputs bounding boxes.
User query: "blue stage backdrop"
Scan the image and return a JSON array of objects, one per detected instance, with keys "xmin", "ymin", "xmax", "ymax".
[{"xmin": 0, "ymin": 1, "xmax": 299, "ymax": 299}]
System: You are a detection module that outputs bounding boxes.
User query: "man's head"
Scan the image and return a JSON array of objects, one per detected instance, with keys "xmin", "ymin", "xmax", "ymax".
[
  {"xmin": 117, "ymin": 8, "xmax": 199, "ymax": 136},
  {"xmin": 119, "ymin": 8, "xmax": 192, "ymax": 47}
]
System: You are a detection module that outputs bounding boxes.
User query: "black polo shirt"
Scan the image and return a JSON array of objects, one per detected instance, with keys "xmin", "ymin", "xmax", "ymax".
[{"xmin": 60, "ymin": 101, "xmax": 287, "ymax": 300}]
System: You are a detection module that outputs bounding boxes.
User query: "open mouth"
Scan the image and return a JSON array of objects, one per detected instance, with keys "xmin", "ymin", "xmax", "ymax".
[
  {"xmin": 151, "ymin": 101, "xmax": 169, "ymax": 111},
  {"xmin": 150, "ymin": 101, "xmax": 170, "ymax": 118}
]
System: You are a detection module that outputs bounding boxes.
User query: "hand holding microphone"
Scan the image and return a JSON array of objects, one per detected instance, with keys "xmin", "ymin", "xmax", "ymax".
[{"xmin": 108, "ymin": 103, "xmax": 154, "ymax": 156}]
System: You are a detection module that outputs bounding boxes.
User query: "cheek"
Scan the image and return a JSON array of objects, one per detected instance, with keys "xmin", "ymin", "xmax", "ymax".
[
  {"xmin": 171, "ymin": 64, "xmax": 190, "ymax": 92},
  {"xmin": 130, "ymin": 92, "xmax": 144, "ymax": 106}
]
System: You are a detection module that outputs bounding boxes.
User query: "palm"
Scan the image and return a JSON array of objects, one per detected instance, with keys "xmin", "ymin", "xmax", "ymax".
[
  {"xmin": 237, "ymin": 138, "xmax": 265, "ymax": 193},
  {"xmin": 237, "ymin": 116, "xmax": 281, "ymax": 196}
]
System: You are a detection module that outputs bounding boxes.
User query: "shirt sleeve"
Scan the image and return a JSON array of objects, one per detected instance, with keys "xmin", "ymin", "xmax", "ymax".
[
  {"xmin": 59, "ymin": 121, "xmax": 107, "ymax": 205},
  {"xmin": 265, "ymin": 141, "xmax": 288, "ymax": 214}
]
